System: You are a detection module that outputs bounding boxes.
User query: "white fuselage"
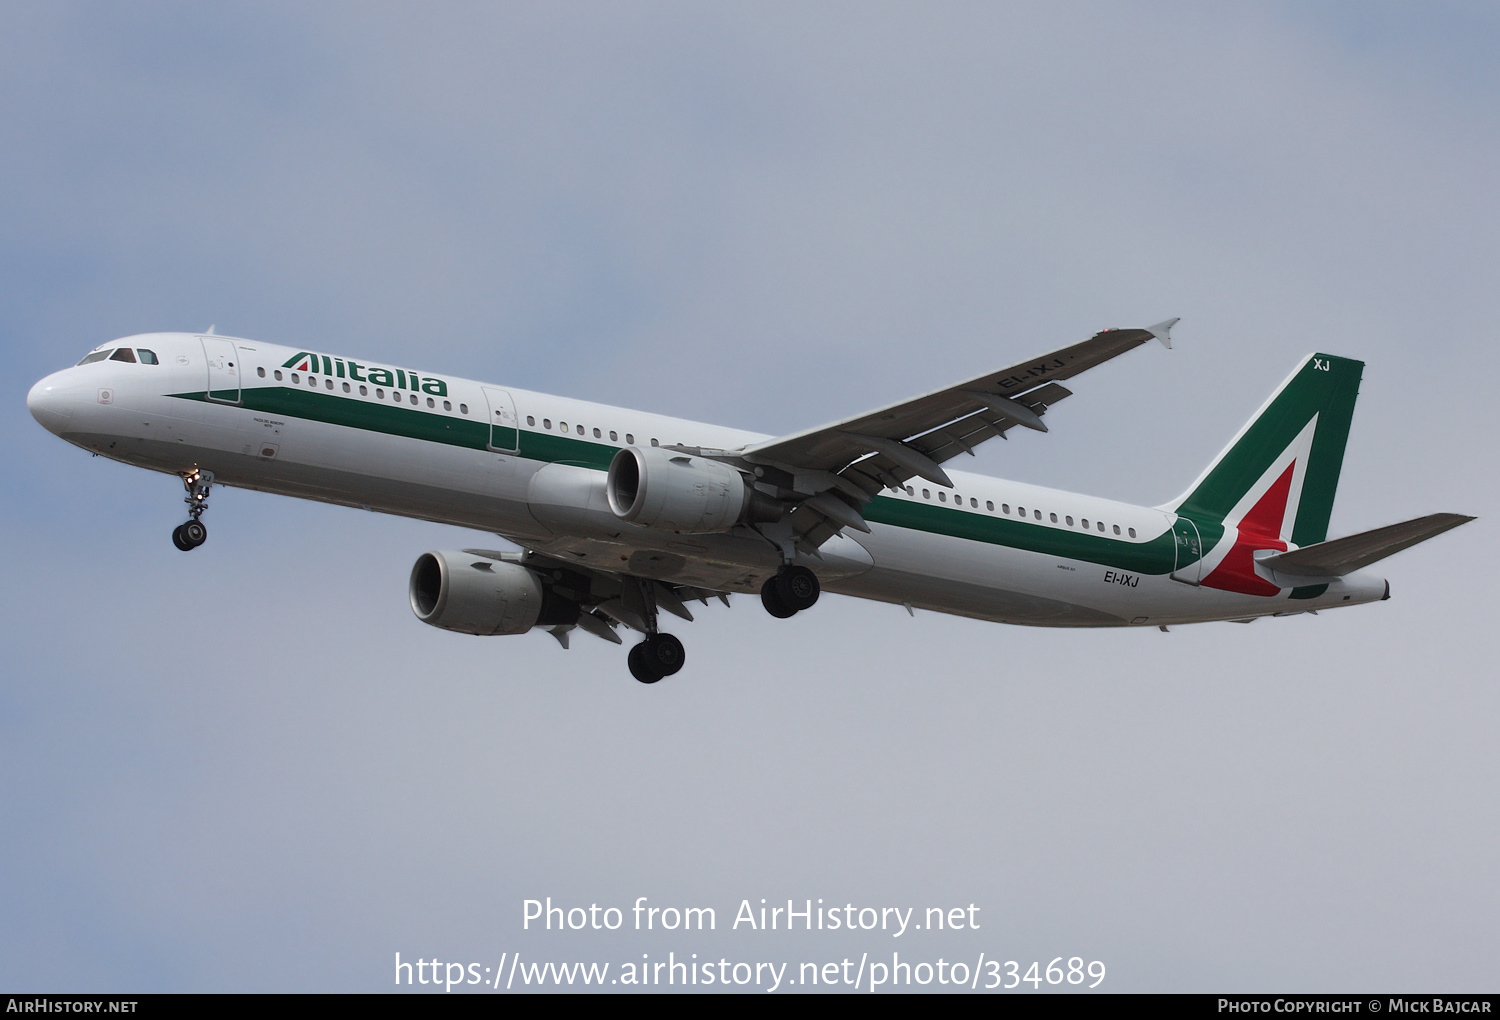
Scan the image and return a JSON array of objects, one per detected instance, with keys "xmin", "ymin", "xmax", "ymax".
[{"xmin": 27, "ymin": 332, "xmax": 1388, "ymax": 628}]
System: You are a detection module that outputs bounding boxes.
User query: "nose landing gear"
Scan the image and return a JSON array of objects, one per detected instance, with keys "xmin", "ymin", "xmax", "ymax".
[{"xmin": 172, "ymin": 470, "xmax": 214, "ymax": 551}]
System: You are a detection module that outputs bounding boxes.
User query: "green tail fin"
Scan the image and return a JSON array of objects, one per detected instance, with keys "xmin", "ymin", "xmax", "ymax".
[{"xmin": 1165, "ymin": 353, "xmax": 1363, "ymax": 546}]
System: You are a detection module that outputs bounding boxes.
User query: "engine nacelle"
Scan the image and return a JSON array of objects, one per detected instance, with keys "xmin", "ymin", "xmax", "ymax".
[
  {"xmin": 409, "ymin": 551, "xmax": 579, "ymax": 635},
  {"xmin": 607, "ymin": 446, "xmax": 767, "ymax": 534}
]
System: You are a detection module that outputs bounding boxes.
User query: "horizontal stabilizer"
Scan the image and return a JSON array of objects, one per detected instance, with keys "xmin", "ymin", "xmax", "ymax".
[{"xmin": 1254, "ymin": 513, "xmax": 1474, "ymax": 579}]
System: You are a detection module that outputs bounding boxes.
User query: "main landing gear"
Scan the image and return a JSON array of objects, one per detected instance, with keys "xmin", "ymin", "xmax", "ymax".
[
  {"xmin": 610, "ymin": 576, "xmax": 688, "ymax": 685},
  {"xmin": 628, "ymin": 632, "xmax": 685, "ymax": 685},
  {"xmin": 171, "ymin": 469, "xmax": 214, "ymax": 551},
  {"xmin": 760, "ymin": 565, "xmax": 820, "ymax": 619}
]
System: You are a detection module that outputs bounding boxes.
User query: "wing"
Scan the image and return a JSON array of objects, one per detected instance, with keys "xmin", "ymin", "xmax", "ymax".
[{"xmin": 724, "ymin": 319, "xmax": 1178, "ymax": 552}]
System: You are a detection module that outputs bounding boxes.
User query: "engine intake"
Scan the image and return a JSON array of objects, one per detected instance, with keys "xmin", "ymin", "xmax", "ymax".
[
  {"xmin": 409, "ymin": 551, "xmax": 579, "ymax": 635},
  {"xmin": 607, "ymin": 446, "xmax": 777, "ymax": 534}
]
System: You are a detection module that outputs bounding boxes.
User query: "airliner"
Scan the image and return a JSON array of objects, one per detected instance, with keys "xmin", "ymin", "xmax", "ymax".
[{"xmin": 26, "ymin": 320, "xmax": 1471, "ymax": 683}]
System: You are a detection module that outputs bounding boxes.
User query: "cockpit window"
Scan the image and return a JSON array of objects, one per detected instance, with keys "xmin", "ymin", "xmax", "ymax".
[
  {"xmin": 109, "ymin": 348, "xmax": 137, "ymax": 363},
  {"xmin": 77, "ymin": 350, "xmax": 112, "ymax": 365},
  {"xmin": 137, "ymin": 349, "xmax": 159, "ymax": 365}
]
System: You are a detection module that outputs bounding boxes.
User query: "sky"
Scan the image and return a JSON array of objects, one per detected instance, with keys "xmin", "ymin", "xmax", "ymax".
[{"xmin": 2, "ymin": 1, "xmax": 1496, "ymax": 993}]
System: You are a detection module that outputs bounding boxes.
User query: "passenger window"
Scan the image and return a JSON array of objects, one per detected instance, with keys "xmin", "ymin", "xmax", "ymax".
[
  {"xmin": 275, "ymin": 370, "xmax": 283, "ymax": 381},
  {"xmin": 76, "ymin": 350, "xmax": 112, "ymax": 365},
  {"xmin": 426, "ymin": 397, "xmax": 434, "ymax": 407},
  {"xmin": 1097, "ymin": 521, "xmax": 1105, "ymax": 532},
  {"xmin": 1002, "ymin": 504, "xmax": 1010, "ymax": 514},
  {"xmin": 543, "ymin": 419, "xmax": 551, "ymax": 429},
  {"xmin": 1082, "ymin": 518, "xmax": 1089, "ymax": 529},
  {"xmin": 1066, "ymin": 516, "xmax": 1074, "ymax": 526},
  {"xmin": 459, "ymin": 404, "xmax": 469, "ymax": 414},
  {"xmin": 626, "ymin": 434, "xmax": 634, "ymax": 444},
  {"xmin": 970, "ymin": 498, "xmax": 978, "ymax": 508},
  {"xmin": 1113, "ymin": 524, "xmax": 1121, "ymax": 535},
  {"xmin": 650, "ymin": 439, "xmax": 659, "ymax": 447},
  {"xmin": 526, "ymin": 416, "xmax": 535, "ymax": 426},
  {"xmin": 939, "ymin": 492, "xmax": 947, "ymax": 502},
  {"xmin": 257, "ymin": 367, "xmax": 266, "ymax": 378},
  {"xmin": 1034, "ymin": 510, "xmax": 1042, "ymax": 520},
  {"xmin": 326, "ymin": 379, "xmax": 334, "ymax": 390},
  {"xmin": 343, "ymin": 382, "xmax": 351, "ymax": 392},
  {"xmin": 610, "ymin": 431, "xmax": 618, "ymax": 441},
  {"xmin": 375, "ymin": 388, "xmax": 384, "ymax": 398},
  {"xmin": 360, "ymin": 385, "xmax": 368, "ymax": 396},
  {"xmin": 1017, "ymin": 506, "xmax": 1025, "ymax": 516},
  {"xmin": 410, "ymin": 394, "xmax": 417, "ymax": 405},
  {"xmin": 922, "ymin": 489, "xmax": 931, "ymax": 499},
  {"xmin": 1050, "ymin": 513, "xmax": 1058, "ymax": 523},
  {"xmin": 986, "ymin": 500, "xmax": 993, "ymax": 511},
  {"xmin": 1128, "ymin": 527, "xmax": 1137, "ymax": 538},
  {"xmin": 109, "ymin": 348, "xmax": 137, "ymax": 363},
  {"xmin": 560, "ymin": 421, "xmax": 568, "ymax": 432},
  {"xmin": 292, "ymin": 374, "xmax": 301, "ymax": 384},
  {"xmin": 577, "ymin": 424, "xmax": 584, "ymax": 436},
  {"xmin": 444, "ymin": 400, "xmax": 452, "ymax": 411},
  {"xmin": 593, "ymin": 427, "xmax": 601, "ymax": 438},
  {"xmin": 137, "ymin": 350, "xmax": 159, "ymax": 365}
]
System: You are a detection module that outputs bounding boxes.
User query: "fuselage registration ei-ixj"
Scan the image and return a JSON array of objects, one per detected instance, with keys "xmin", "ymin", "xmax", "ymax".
[{"xmin": 27, "ymin": 320, "xmax": 1472, "ymax": 684}]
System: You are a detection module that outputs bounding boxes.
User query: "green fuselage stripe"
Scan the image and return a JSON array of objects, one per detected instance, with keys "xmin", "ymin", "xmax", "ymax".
[
  {"xmin": 517, "ymin": 430, "xmax": 617, "ymax": 470},
  {"xmin": 181, "ymin": 385, "xmax": 494, "ymax": 449},
  {"xmin": 861, "ymin": 497, "xmax": 1176, "ymax": 573},
  {"xmin": 172, "ymin": 384, "xmax": 1178, "ymax": 573}
]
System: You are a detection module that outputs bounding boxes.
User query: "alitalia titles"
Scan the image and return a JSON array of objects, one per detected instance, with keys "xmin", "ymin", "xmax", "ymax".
[{"xmin": 281, "ymin": 352, "xmax": 448, "ymax": 397}]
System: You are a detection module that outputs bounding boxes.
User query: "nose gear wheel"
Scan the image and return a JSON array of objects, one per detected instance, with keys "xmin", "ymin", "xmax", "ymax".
[
  {"xmin": 173, "ymin": 469, "xmax": 214, "ymax": 551},
  {"xmin": 172, "ymin": 520, "xmax": 208, "ymax": 551}
]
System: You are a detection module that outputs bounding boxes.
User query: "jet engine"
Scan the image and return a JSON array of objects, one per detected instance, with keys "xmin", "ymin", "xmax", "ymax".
[
  {"xmin": 409, "ymin": 551, "xmax": 579, "ymax": 635},
  {"xmin": 606, "ymin": 446, "xmax": 779, "ymax": 534}
]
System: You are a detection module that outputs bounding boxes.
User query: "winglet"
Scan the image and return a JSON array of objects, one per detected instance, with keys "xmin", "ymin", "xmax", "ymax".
[{"xmin": 1147, "ymin": 317, "xmax": 1180, "ymax": 349}]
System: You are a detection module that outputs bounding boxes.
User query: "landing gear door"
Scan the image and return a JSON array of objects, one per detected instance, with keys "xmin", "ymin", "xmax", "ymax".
[
  {"xmin": 201, "ymin": 337, "xmax": 241, "ymax": 405},
  {"xmin": 483, "ymin": 387, "xmax": 519, "ymax": 453},
  {"xmin": 1170, "ymin": 516, "xmax": 1203, "ymax": 586}
]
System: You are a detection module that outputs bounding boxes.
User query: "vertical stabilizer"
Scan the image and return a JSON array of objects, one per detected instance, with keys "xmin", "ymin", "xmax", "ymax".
[{"xmin": 1165, "ymin": 353, "xmax": 1363, "ymax": 547}]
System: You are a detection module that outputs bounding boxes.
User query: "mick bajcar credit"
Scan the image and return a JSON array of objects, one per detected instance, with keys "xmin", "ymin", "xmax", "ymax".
[
  {"xmin": 1219, "ymin": 1002, "xmax": 1492, "ymax": 1014},
  {"xmin": 393, "ymin": 896, "xmax": 1108, "ymax": 991}
]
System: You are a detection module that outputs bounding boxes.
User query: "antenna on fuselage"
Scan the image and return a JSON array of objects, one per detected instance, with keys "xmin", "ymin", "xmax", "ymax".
[{"xmin": 205, "ymin": 324, "xmax": 216, "ymax": 335}]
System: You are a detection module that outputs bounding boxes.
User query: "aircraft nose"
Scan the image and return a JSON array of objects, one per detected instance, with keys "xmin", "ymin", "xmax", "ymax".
[{"xmin": 27, "ymin": 373, "xmax": 75, "ymax": 435}]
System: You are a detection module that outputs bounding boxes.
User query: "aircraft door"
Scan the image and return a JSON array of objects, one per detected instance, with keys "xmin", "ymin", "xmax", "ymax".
[
  {"xmin": 482, "ymin": 387, "xmax": 519, "ymax": 453},
  {"xmin": 1170, "ymin": 516, "xmax": 1203, "ymax": 586},
  {"xmin": 201, "ymin": 337, "xmax": 241, "ymax": 404}
]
